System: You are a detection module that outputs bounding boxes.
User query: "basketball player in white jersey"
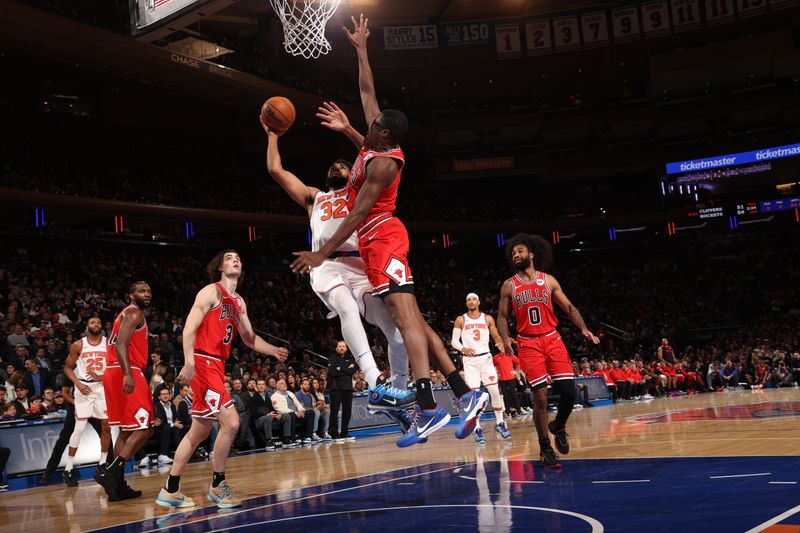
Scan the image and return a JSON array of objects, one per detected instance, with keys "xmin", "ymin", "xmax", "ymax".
[
  {"xmin": 451, "ymin": 293, "xmax": 511, "ymax": 444},
  {"xmin": 61, "ymin": 316, "xmax": 112, "ymax": 487},
  {"xmin": 262, "ymin": 118, "xmax": 413, "ymax": 425}
]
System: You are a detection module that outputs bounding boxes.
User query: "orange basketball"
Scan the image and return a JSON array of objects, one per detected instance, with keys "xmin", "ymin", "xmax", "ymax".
[{"xmin": 261, "ymin": 96, "xmax": 296, "ymax": 133}]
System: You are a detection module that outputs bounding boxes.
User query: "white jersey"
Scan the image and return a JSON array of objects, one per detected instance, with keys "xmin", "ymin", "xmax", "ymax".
[
  {"xmin": 75, "ymin": 336, "xmax": 107, "ymax": 381},
  {"xmin": 310, "ymin": 189, "xmax": 359, "ymax": 253},
  {"xmin": 460, "ymin": 313, "xmax": 491, "ymax": 355}
]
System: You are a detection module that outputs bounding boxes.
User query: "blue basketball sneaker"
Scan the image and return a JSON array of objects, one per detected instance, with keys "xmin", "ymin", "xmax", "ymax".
[
  {"xmin": 369, "ymin": 379, "xmax": 416, "ymax": 412},
  {"xmin": 495, "ymin": 422, "xmax": 512, "ymax": 439},
  {"xmin": 454, "ymin": 390, "xmax": 489, "ymax": 439},
  {"xmin": 396, "ymin": 405, "xmax": 451, "ymax": 448},
  {"xmin": 474, "ymin": 427, "xmax": 486, "ymax": 445}
]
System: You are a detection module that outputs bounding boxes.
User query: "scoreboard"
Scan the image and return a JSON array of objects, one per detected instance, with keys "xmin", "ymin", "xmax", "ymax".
[{"xmin": 130, "ymin": 0, "xmax": 211, "ymax": 36}]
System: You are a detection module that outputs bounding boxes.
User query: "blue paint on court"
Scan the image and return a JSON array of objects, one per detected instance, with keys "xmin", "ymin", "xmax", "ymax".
[{"xmin": 91, "ymin": 456, "xmax": 800, "ymax": 532}]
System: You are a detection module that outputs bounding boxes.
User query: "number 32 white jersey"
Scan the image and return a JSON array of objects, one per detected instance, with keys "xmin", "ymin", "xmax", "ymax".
[
  {"xmin": 75, "ymin": 336, "xmax": 108, "ymax": 381},
  {"xmin": 310, "ymin": 189, "xmax": 359, "ymax": 253}
]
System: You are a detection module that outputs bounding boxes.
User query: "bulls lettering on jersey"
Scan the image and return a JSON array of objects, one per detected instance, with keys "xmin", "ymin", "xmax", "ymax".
[
  {"xmin": 348, "ymin": 143, "xmax": 405, "ymax": 223},
  {"xmin": 107, "ymin": 305, "xmax": 149, "ymax": 368},
  {"xmin": 510, "ymin": 272, "xmax": 559, "ymax": 336},
  {"xmin": 76, "ymin": 336, "xmax": 107, "ymax": 380},
  {"xmin": 194, "ymin": 282, "xmax": 242, "ymax": 360},
  {"xmin": 310, "ymin": 189, "xmax": 359, "ymax": 253}
]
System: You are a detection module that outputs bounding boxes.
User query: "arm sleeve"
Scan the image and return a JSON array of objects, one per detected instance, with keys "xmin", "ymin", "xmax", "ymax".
[{"xmin": 451, "ymin": 328, "xmax": 463, "ymax": 352}]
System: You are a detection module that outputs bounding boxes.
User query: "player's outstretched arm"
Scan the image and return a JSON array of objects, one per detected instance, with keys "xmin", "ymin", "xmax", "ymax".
[
  {"xmin": 262, "ymin": 118, "xmax": 318, "ymax": 210},
  {"xmin": 548, "ymin": 274, "xmax": 600, "ymax": 345},
  {"xmin": 291, "ymin": 156, "xmax": 397, "ymax": 273},
  {"xmin": 497, "ymin": 280, "xmax": 516, "ymax": 354},
  {"xmin": 342, "ymin": 14, "xmax": 380, "ymax": 126},
  {"xmin": 179, "ymin": 284, "xmax": 218, "ymax": 384},
  {"xmin": 115, "ymin": 307, "xmax": 144, "ymax": 394},
  {"xmin": 486, "ymin": 315, "xmax": 506, "ymax": 353},
  {"xmin": 317, "ymin": 101, "xmax": 364, "ymax": 149},
  {"xmin": 238, "ymin": 299, "xmax": 289, "ymax": 362},
  {"xmin": 63, "ymin": 340, "xmax": 90, "ymax": 396}
]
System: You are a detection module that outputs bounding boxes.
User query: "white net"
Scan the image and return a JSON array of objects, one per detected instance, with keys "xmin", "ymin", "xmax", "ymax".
[{"xmin": 270, "ymin": 0, "xmax": 342, "ymax": 59}]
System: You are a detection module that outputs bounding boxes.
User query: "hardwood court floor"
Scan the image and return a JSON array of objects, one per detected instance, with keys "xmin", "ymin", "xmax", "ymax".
[{"xmin": 1, "ymin": 388, "xmax": 798, "ymax": 532}]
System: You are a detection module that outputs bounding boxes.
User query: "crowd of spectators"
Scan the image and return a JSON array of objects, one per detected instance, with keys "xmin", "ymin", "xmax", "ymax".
[{"xmin": 1, "ymin": 231, "xmax": 798, "ymax": 463}]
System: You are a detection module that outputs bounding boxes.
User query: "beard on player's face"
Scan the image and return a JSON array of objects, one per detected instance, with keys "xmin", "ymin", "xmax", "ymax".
[
  {"xmin": 513, "ymin": 255, "xmax": 533, "ymax": 272},
  {"xmin": 88, "ymin": 325, "xmax": 102, "ymax": 335},
  {"xmin": 326, "ymin": 175, "xmax": 348, "ymax": 189}
]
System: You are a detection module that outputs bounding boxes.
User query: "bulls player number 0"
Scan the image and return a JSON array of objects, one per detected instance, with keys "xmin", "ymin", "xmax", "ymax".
[{"xmin": 528, "ymin": 306, "xmax": 542, "ymax": 326}]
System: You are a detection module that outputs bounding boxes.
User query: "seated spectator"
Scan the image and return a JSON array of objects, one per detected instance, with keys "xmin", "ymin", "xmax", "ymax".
[
  {"xmin": 11, "ymin": 384, "xmax": 31, "ymax": 414},
  {"xmin": 41, "ymin": 387, "xmax": 55, "ymax": 409},
  {"xmin": 754, "ymin": 359, "xmax": 772, "ymax": 389},
  {"xmin": 252, "ymin": 379, "xmax": 291, "ymax": 448},
  {"xmin": 773, "ymin": 361, "xmax": 794, "ymax": 388},
  {"xmin": 271, "ymin": 378, "xmax": 315, "ymax": 444},
  {"xmin": 610, "ymin": 361, "xmax": 631, "ymax": 400},
  {"xmin": 49, "ymin": 391, "xmax": 66, "ymax": 413},
  {"xmin": 3, "ymin": 370, "xmax": 24, "ymax": 402},
  {"xmin": 310, "ymin": 377, "xmax": 331, "ymax": 439},
  {"xmin": 720, "ymin": 359, "xmax": 739, "ymax": 388},
  {"xmin": 25, "ymin": 395, "xmax": 45, "ymax": 419},
  {"xmin": 294, "ymin": 378, "xmax": 323, "ymax": 441},
  {"xmin": 1, "ymin": 404, "xmax": 20, "ymax": 422},
  {"xmin": 707, "ymin": 362, "xmax": 723, "ymax": 390},
  {"xmin": 153, "ymin": 387, "xmax": 182, "ymax": 464},
  {"xmin": 23, "ymin": 357, "xmax": 54, "ymax": 397},
  {"xmin": 149, "ymin": 362, "xmax": 168, "ymax": 397}
]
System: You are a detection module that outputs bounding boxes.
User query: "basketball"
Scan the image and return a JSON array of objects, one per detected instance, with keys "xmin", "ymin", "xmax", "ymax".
[{"xmin": 261, "ymin": 96, "xmax": 296, "ymax": 133}]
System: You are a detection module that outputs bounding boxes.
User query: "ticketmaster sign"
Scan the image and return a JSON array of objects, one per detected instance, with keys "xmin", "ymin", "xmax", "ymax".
[{"xmin": 666, "ymin": 142, "xmax": 800, "ymax": 175}]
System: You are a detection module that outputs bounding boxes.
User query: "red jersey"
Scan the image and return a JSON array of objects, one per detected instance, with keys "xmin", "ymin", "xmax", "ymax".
[
  {"xmin": 194, "ymin": 282, "xmax": 242, "ymax": 361},
  {"xmin": 348, "ymin": 142, "xmax": 405, "ymax": 231},
  {"xmin": 509, "ymin": 271, "xmax": 559, "ymax": 337},
  {"xmin": 107, "ymin": 305, "xmax": 149, "ymax": 368}
]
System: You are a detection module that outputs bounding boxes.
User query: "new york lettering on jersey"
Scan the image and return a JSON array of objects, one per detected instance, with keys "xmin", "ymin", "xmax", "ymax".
[
  {"xmin": 76, "ymin": 336, "xmax": 107, "ymax": 381},
  {"xmin": 348, "ymin": 143, "xmax": 405, "ymax": 225},
  {"xmin": 107, "ymin": 305, "xmax": 149, "ymax": 368},
  {"xmin": 510, "ymin": 272, "xmax": 559, "ymax": 336},
  {"xmin": 310, "ymin": 190, "xmax": 359, "ymax": 253},
  {"xmin": 461, "ymin": 313, "xmax": 491, "ymax": 354},
  {"xmin": 195, "ymin": 282, "xmax": 241, "ymax": 360}
]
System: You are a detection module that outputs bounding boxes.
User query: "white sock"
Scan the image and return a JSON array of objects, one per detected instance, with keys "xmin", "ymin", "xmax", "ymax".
[
  {"xmin": 65, "ymin": 456, "xmax": 75, "ymax": 472},
  {"xmin": 327, "ymin": 286, "xmax": 381, "ymax": 387},
  {"xmin": 99, "ymin": 452, "xmax": 108, "ymax": 465},
  {"xmin": 495, "ymin": 409, "xmax": 504, "ymax": 426}
]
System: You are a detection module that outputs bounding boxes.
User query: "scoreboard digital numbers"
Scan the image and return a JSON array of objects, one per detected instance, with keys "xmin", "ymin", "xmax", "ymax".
[
  {"xmin": 760, "ymin": 197, "xmax": 800, "ymax": 213},
  {"xmin": 735, "ymin": 202, "xmax": 759, "ymax": 216}
]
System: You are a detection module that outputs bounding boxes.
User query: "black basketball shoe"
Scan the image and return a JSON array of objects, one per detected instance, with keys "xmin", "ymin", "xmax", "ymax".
[
  {"xmin": 539, "ymin": 448, "xmax": 562, "ymax": 469},
  {"xmin": 548, "ymin": 420, "xmax": 570, "ymax": 455}
]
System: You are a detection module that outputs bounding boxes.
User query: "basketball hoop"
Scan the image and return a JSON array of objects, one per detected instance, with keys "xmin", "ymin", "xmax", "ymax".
[{"xmin": 270, "ymin": 0, "xmax": 341, "ymax": 59}]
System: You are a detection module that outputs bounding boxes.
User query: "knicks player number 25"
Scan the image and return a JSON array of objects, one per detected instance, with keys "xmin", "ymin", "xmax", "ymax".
[
  {"xmin": 319, "ymin": 199, "xmax": 347, "ymax": 221},
  {"xmin": 528, "ymin": 306, "xmax": 542, "ymax": 326}
]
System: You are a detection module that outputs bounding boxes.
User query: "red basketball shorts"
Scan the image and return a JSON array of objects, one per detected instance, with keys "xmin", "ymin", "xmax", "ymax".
[
  {"xmin": 103, "ymin": 365, "xmax": 154, "ymax": 431},
  {"xmin": 517, "ymin": 331, "xmax": 574, "ymax": 388},
  {"xmin": 191, "ymin": 354, "xmax": 233, "ymax": 418},
  {"xmin": 358, "ymin": 215, "xmax": 414, "ymax": 296}
]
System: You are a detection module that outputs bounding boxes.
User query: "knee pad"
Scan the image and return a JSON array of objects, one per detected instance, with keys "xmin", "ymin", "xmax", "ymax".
[
  {"xmin": 69, "ymin": 419, "xmax": 88, "ymax": 448},
  {"xmin": 487, "ymin": 384, "xmax": 505, "ymax": 411}
]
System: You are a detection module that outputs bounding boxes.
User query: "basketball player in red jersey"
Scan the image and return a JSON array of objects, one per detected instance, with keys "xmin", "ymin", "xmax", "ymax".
[
  {"xmin": 497, "ymin": 234, "xmax": 600, "ymax": 468},
  {"xmin": 99, "ymin": 281, "xmax": 154, "ymax": 501},
  {"xmin": 157, "ymin": 250, "xmax": 288, "ymax": 509},
  {"xmin": 292, "ymin": 14, "xmax": 487, "ymax": 447}
]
